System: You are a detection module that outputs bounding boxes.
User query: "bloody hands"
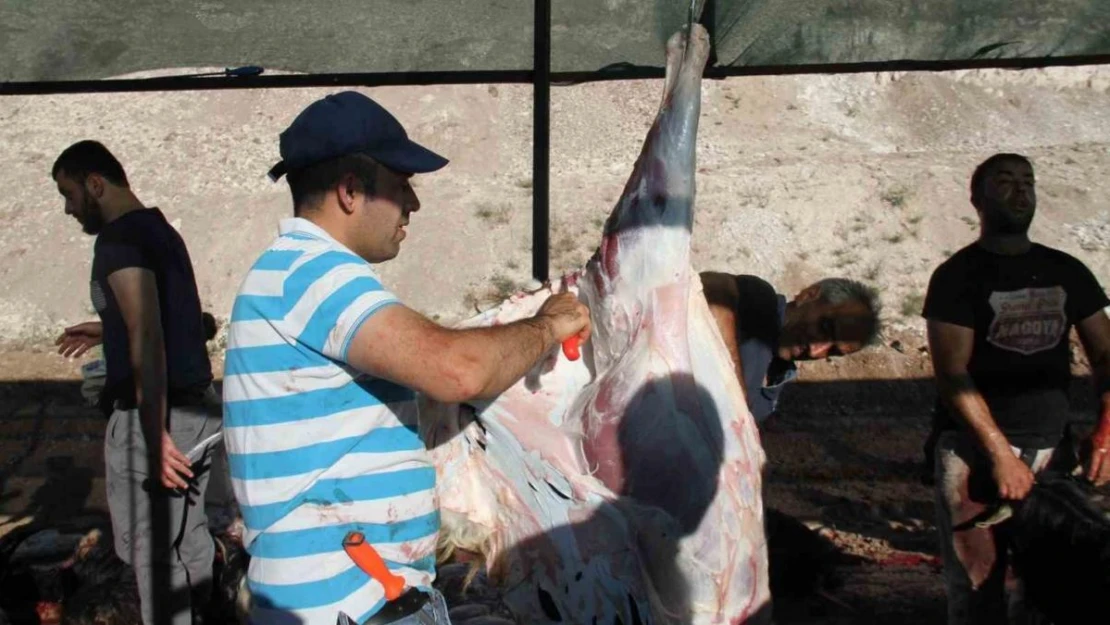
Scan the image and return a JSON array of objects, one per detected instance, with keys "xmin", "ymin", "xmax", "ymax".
[
  {"xmin": 536, "ymin": 292, "xmax": 591, "ymax": 353},
  {"xmin": 156, "ymin": 433, "xmax": 195, "ymax": 491},
  {"xmin": 56, "ymin": 321, "xmax": 103, "ymax": 358},
  {"xmin": 1083, "ymin": 424, "xmax": 1110, "ymax": 487},
  {"xmin": 991, "ymin": 451, "xmax": 1035, "ymax": 500}
]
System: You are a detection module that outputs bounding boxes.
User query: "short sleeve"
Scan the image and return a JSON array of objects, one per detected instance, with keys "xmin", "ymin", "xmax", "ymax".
[
  {"xmin": 288, "ymin": 258, "xmax": 401, "ymax": 363},
  {"xmin": 732, "ymin": 274, "xmax": 780, "ymax": 346},
  {"xmin": 1064, "ymin": 255, "xmax": 1110, "ymax": 323},
  {"xmin": 921, "ymin": 258, "xmax": 974, "ymax": 329},
  {"xmin": 96, "ymin": 235, "xmax": 153, "ymax": 277}
]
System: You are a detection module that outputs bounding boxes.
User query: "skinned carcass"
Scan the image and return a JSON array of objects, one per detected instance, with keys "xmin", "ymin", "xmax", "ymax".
[{"xmin": 420, "ymin": 16, "xmax": 770, "ymax": 625}]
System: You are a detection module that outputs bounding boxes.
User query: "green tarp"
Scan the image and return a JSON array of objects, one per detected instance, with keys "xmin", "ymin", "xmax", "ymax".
[{"xmin": 2, "ymin": 0, "xmax": 1108, "ymax": 83}]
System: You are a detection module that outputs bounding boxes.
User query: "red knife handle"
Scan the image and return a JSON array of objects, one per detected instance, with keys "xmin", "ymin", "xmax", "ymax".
[{"xmin": 343, "ymin": 531, "xmax": 405, "ymax": 601}]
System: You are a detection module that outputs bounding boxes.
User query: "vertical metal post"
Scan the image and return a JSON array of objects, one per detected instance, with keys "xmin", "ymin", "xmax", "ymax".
[
  {"xmin": 703, "ymin": 0, "xmax": 718, "ymax": 67},
  {"xmin": 532, "ymin": 0, "xmax": 551, "ymax": 284}
]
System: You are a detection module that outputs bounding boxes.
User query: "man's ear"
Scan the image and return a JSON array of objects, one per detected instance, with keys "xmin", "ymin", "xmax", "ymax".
[
  {"xmin": 335, "ymin": 173, "xmax": 360, "ymax": 215},
  {"xmin": 84, "ymin": 173, "xmax": 105, "ymax": 199}
]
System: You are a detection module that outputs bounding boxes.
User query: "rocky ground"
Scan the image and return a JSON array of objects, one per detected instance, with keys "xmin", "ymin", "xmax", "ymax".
[{"xmin": 1, "ymin": 61, "xmax": 1109, "ymax": 623}]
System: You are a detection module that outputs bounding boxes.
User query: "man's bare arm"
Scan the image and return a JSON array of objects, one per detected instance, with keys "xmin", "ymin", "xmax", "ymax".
[
  {"xmin": 107, "ymin": 268, "xmax": 192, "ymax": 489},
  {"xmin": 927, "ymin": 319, "xmax": 1033, "ymax": 499},
  {"xmin": 700, "ymin": 272, "xmax": 748, "ymax": 395},
  {"xmin": 346, "ymin": 292, "xmax": 589, "ymax": 404},
  {"xmin": 1075, "ymin": 308, "xmax": 1110, "ymax": 485}
]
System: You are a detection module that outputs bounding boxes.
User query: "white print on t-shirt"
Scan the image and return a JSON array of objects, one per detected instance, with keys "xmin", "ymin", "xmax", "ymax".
[{"xmin": 986, "ymin": 286, "xmax": 1067, "ymax": 355}]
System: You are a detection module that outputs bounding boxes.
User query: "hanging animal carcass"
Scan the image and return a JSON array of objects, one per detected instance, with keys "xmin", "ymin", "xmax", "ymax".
[{"xmin": 420, "ymin": 17, "xmax": 772, "ymax": 625}]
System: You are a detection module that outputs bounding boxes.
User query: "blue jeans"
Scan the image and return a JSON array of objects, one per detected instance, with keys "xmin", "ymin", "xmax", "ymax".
[{"xmin": 337, "ymin": 588, "xmax": 453, "ymax": 625}]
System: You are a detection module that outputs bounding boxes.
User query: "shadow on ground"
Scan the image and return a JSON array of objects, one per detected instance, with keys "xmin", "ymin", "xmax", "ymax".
[{"xmin": 0, "ymin": 375, "xmax": 1100, "ymax": 624}]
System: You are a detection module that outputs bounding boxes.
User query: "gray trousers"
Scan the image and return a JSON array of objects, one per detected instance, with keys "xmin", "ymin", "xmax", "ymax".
[{"xmin": 105, "ymin": 387, "xmax": 223, "ymax": 625}]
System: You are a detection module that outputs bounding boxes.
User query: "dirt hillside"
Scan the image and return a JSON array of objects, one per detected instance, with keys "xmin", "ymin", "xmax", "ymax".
[{"xmin": 1, "ymin": 64, "xmax": 1108, "ymax": 371}]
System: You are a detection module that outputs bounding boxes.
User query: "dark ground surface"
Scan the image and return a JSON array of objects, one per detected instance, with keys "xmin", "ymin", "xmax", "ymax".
[{"xmin": 0, "ymin": 349, "xmax": 1102, "ymax": 624}]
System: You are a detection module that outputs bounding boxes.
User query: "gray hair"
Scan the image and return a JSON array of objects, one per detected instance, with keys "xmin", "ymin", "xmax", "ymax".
[{"xmin": 813, "ymin": 278, "xmax": 883, "ymax": 346}]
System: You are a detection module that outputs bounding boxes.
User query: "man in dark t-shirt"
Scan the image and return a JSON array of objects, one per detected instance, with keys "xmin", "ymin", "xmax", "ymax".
[
  {"xmin": 52, "ymin": 140, "xmax": 222, "ymax": 625},
  {"xmin": 922, "ymin": 152, "xmax": 1110, "ymax": 625},
  {"xmin": 700, "ymin": 272, "xmax": 882, "ymax": 424}
]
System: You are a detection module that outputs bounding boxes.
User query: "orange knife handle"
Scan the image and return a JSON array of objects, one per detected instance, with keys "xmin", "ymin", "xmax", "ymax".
[
  {"xmin": 343, "ymin": 531, "xmax": 405, "ymax": 601},
  {"xmin": 562, "ymin": 336, "xmax": 581, "ymax": 361}
]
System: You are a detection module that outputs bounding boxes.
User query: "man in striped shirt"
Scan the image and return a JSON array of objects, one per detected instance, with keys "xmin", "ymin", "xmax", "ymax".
[{"xmin": 224, "ymin": 91, "xmax": 591, "ymax": 625}]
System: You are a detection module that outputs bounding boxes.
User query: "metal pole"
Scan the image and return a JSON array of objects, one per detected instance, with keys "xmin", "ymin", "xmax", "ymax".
[{"xmin": 531, "ymin": 0, "xmax": 551, "ymax": 285}]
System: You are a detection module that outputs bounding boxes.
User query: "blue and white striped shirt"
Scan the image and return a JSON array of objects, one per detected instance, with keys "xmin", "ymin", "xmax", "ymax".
[{"xmin": 223, "ymin": 218, "xmax": 439, "ymax": 625}]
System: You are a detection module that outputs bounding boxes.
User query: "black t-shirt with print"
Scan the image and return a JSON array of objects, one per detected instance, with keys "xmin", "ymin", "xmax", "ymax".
[
  {"xmin": 91, "ymin": 208, "xmax": 213, "ymax": 412},
  {"xmin": 922, "ymin": 242, "xmax": 1109, "ymax": 448}
]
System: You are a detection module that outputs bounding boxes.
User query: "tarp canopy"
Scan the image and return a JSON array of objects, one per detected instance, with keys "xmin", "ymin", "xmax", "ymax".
[{"xmin": 2, "ymin": 0, "xmax": 1108, "ymax": 84}]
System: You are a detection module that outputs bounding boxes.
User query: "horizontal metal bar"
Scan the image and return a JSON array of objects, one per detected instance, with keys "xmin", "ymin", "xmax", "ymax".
[
  {"xmin": 3, "ymin": 53, "xmax": 1110, "ymax": 96},
  {"xmin": 0, "ymin": 69, "xmax": 536, "ymax": 95},
  {"xmin": 554, "ymin": 52, "xmax": 1110, "ymax": 84}
]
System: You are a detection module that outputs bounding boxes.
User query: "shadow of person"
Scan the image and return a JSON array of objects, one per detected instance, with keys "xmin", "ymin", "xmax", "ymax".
[
  {"xmin": 1, "ymin": 455, "xmax": 97, "ymax": 533},
  {"xmin": 487, "ymin": 372, "xmax": 771, "ymax": 625}
]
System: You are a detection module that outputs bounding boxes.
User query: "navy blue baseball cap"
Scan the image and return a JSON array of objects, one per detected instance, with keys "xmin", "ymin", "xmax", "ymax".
[{"xmin": 267, "ymin": 90, "xmax": 449, "ymax": 182}]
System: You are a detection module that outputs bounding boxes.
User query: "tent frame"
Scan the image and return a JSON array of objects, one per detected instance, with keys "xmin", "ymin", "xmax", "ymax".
[{"xmin": 3, "ymin": 1, "xmax": 1110, "ymax": 621}]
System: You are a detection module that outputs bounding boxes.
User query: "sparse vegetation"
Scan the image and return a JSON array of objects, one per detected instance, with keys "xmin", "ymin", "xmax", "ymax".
[
  {"xmin": 553, "ymin": 231, "xmax": 578, "ymax": 258},
  {"xmin": 864, "ymin": 262, "xmax": 881, "ymax": 281},
  {"xmin": 463, "ymin": 273, "xmax": 522, "ymax": 313},
  {"xmin": 833, "ymin": 247, "xmax": 859, "ymax": 268},
  {"xmin": 907, "ymin": 213, "xmax": 923, "ymax": 225},
  {"xmin": 475, "ymin": 202, "xmax": 512, "ymax": 225},
  {"xmin": 516, "ymin": 178, "xmax": 533, "ymax": 189},
  {"xmin": 491, "ymin": 274, "xmax": 516, "ymax": 298},
  {"xmin": 738, "ymin": 190, "xmax": 770, "ymax": 209},
  {"xmin": 882, "ymin": 185, "xmax": 909, "ymax": 208},
  {"xmin": 885, "ymin": 232, "xmax": 905, "ymax": 244},
  {"xmin": 463, "ymin": 290, "xmax": 482, "ymax": 312},
  {"xmin": 902, "ymin": 292, "xmax": 925, "ymax": 317}
]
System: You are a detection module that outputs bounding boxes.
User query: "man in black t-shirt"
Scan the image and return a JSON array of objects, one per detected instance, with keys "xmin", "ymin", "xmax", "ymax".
[
  {"xmin": 922, "ymin": 152, "xmax": 1110, "ymax": 625},
  {"xmin": 52, "ymin": 140, "xmax": 222, "ymax": 625},
  {"xmin": 700, "ymin": 272, "xmax": 881, "ymax": 424}
]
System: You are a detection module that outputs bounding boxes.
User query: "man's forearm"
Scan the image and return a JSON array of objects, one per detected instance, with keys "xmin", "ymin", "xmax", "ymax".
[
  {"xmin": 131, "ymin": 326, "xmax": 168, "ymax": 450},
  {"xmin": 1097, "ymin": 390, "xmax": 1110, "ymax": 438},
  {"xmin": 458, "ymin": 317, "xmax": 557, "ymax": 400},
  {"xmin": 1093, "ymin": 359, "xmax": 1110, "ymax": 444},
  {"xmin": 938, "ymin": 372, "xmax": 1012, "ymax": 460}
]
